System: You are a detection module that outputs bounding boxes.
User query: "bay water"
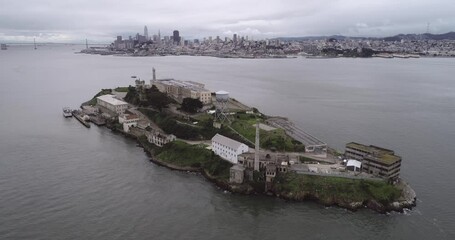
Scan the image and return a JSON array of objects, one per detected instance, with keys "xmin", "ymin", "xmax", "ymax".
[{"xmin": 1, "ymin": 45, "xmax": 454, "ymax": 239}]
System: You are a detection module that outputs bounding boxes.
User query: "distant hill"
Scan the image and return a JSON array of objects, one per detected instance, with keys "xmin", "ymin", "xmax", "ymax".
[
  {"xmin": 383, "ymin": 32, "xmax": 455, "ymax": 41},
  {"xmin": 275, "ymin": 32, "xmax": 455, "ymax": 42},
  {"xmin": 275, "ymin": 35, "xmax": 368, "ymax": 41}
]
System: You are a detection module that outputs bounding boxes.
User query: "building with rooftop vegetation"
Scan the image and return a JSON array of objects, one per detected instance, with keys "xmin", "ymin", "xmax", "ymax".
[{"xmin": 345, "ymin": 142, "xmax": 402, "ymax": 183}]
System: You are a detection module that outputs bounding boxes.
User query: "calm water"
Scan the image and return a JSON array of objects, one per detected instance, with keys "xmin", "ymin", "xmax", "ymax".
[{"xmin": 1, "ymin": 45, "xmax": 454, "ymax": 239}]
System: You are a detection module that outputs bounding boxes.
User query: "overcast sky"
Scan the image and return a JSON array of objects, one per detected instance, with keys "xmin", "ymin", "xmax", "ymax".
[{"xmin": 0, "ymin": 0, "xmax": 454, "ymax": 43}]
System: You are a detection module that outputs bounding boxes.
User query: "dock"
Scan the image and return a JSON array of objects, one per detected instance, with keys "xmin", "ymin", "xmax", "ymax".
[
  {"xmin": 72, "ymin": 111, "xmax": 91, "ymax": 128},
  {"xmin": 90, "ymin": 115, "xmax": 106, "ymax": 126}
]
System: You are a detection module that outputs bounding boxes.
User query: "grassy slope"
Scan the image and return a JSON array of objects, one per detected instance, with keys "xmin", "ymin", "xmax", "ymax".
[
  {"xmin": 230, "ymin": 113, "xmax": 304, "ymax": 151},
  {"xmin": 274, "ymin": 172, "xmax": 401, "ymax": 205},
  {"xmin": 81, "ymin": 89, "xmax": 112, "ymax": 106},
  {"xmin": 114, "ymin": 87, "xmax": 129, "ymax": 92},
  {"xmin": 154, "ymin": 141, "xmax": 232, "ymax": 181}
]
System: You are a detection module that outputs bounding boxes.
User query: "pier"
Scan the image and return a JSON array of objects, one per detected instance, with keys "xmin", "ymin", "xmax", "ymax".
[{"xmin": 72, "ymin": 111, "xmax": 91, "ymax": 128}]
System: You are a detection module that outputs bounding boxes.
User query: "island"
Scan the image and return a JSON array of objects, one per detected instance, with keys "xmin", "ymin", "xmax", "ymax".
[{"xmin": 74, "ymin": 69, "xmax": 416, "ymax": 213}]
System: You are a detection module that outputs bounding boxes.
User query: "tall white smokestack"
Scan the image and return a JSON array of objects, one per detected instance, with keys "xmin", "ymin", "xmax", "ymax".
[{"xmin": 254, "ymin": 121, "xmax": 260, "ymax": 171}]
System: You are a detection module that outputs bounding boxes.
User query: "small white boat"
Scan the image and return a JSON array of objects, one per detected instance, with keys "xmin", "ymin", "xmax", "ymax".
[{"xmin": 63, "ymin": 107, "xmax": 72, "ymax": 117}]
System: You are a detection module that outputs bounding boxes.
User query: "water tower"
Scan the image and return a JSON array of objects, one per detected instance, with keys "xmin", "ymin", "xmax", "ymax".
[{"xmin": 215, "ymin": 90, "xmax": 230, "ymax": 123}]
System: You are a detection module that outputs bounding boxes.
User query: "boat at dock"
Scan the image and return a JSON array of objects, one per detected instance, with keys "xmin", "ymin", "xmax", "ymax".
[{"xmin": 63, "ymin": 107, "xmax": 72, "ymax": 117}]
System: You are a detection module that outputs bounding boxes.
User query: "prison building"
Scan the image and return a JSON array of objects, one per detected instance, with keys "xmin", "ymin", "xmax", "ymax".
[
  {"xmin": 345, "ymin": 142, "xmax": 402, "ymax": 182},
  {"xmin": 152, "ymin": 79, "xmax": 212, "ymax": 104}
]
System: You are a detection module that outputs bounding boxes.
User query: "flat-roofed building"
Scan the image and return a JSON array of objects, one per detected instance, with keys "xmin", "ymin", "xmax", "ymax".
[
  {"xmin": 146, "ymin": 130, "xmax": 176, "ymax": 147},
  {"xmin": 96, "ymin": 94, "xmax": 128, "ymax": 115},
  {"xmin": 118, "ymin": 112, "xmax": 140, "ymax": 132},
  {"xmin": 345, "ymin": 142, "xmax": 402, "ymax": 182},
  {"xmin": 152, "ymin": 79, "xmax": 212, "ymax": 105},
  {"xmin": 211, "ymin": 134, "xmax": 249, "ymax": 164}
]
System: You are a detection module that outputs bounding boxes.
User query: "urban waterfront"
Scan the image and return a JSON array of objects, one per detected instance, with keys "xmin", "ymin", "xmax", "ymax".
[{"xmin": 1, "ymin": 45, "xmax": 454, "ymax": 239}]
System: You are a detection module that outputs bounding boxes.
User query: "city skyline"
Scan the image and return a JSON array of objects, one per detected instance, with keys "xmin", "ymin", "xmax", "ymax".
[{"xmin": 1, "ymin": 0, "xmax": 454, "ymax": 43}]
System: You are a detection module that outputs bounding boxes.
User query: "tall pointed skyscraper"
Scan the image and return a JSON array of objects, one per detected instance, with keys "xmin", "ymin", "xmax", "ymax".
[{"xmin": 144, "ymin": 26, "xmax": 149, "ymax": 40}]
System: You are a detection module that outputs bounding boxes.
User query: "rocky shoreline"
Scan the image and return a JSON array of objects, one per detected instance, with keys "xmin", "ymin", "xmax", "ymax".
[{"xmin": 131, "ymin": 133, "xmax": 416, "ymax": 214}]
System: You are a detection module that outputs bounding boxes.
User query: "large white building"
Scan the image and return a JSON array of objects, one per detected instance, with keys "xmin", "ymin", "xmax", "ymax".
[
  {"xmin": 96, "ymin": 94, "xmax": 128, "ymax": 115},
  {"xmin": 211, "ymin": 134, "xmax": 249, "ymax": 164}
]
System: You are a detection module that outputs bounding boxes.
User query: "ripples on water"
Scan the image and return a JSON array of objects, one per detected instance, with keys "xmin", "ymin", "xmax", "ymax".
[{"xmin": 0, "ymin": 45, "xmax": 454, "ymax": 239}]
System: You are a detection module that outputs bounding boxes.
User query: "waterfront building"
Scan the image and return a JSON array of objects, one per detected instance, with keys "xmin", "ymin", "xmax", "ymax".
[
  {"xmin": 96, "ymin": 94, "xmax": 128, "ymax": 115},
  {"xmin": 146, "ymin": 130, "xmax": 176, "ymax": 147},
  {"xmin": 118, "ymin": 112, "xmax": 140, "ymax": 132},
  {"xmin": 211, "ymin": 134, "xmax": 249, "ymax": 164},
  {"xmin": 345, "ymin": 142, "xmax": 402, "ymax": 182}
]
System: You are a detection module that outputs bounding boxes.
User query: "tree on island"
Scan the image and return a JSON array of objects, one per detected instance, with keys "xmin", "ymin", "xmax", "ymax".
[
  {"xmin": 145, "ymin": 85, "xmax": 174, "ymax": 111},
  {"xmin": 181, "ymin": 98, "xmax": 203, "ymax": 113},
  {"xmin": 124, "ymin": 86, "xmax": 139, "ymax": 105}
]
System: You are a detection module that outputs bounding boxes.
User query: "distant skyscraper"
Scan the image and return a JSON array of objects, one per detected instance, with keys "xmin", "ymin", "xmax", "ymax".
[
  {"xmin": 173, "ymin": 30, "xmax": 180, "ymax": 44},
  {"xmin": 144, "ymin": 26, "xmax": 149, "ymax": 40},
  {"xmin": 233, "ymin": 34, "xmax": 237, "ymax": 43}
]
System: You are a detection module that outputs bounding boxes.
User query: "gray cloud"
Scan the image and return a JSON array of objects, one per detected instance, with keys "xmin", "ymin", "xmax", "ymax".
[{"xmin": 0, "ymin": 0, "xmax": 454, "ymax": 42}]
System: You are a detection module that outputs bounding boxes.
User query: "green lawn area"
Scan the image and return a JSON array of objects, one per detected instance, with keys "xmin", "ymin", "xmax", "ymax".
[
  {"xmin": 230, "ymin": 113, "xmax": 304, "ymax": 152},
  {"xmin": 114, "ymin": 87, "xmax": 129, "ymax": 92},
  {"xmin": 274, "ymin": 173, "xmax": 401, "ymax": 204},
  {"xmin": 82, "ymin": 89, "xmax": 112, "ymax": 106},
  {"xmin": 157, "ymin": 141, "xmax": 232, "ymax": 180}
]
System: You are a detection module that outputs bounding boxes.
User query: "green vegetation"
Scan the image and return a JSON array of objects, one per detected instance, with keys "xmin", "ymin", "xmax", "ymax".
[
  {"xmin": 139, "ymin": 108, "xmax": 205, "ymax": 140},
  {"xmin": 124, "ymin": 85, "xmax": 175, "ymax": 111},
  {"xmin": 273, "ymin": 172, "xmax": 401, "ymax": 204},
  {"xmin": 321, "ymin": 47, "xmax": 375, "ymax": 58},
  {"xmin": 299, "ymin": 155, "xmax": 317, "ymax": 163},
  {"xmin": 230, "ymin": 113, "xmax": 304, "ymax": 151},
  {"xmin": 82, "ymin": 89, "xmax": 112, "ymax": 106},
  {"xmin": 139, "ymin": 108, "xmax": 251, "ymax": 143},
  {"xmin": 156, "ymin": 141, "xmax": 232, "ymax": 180},
  {"xmin": 181, "ymin": 98, "xmax": 203, "ymax": 113},
  {"xmin": 114, "ymin": 87, "xmax": 129, "ymax": 92}
]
